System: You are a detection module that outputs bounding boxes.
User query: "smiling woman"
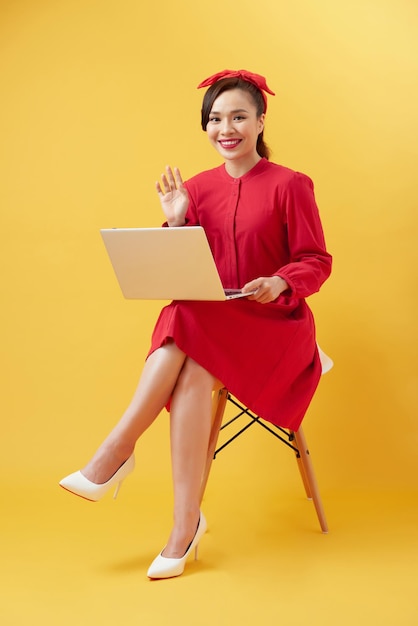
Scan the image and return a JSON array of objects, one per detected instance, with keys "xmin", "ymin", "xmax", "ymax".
[
  {"xmin": 60, "ymin": 68, "xmax": 332, "ymax": 581},
  {"xmin": 1, "ymin": 0, "xmax": 417, "ymax": 619}
]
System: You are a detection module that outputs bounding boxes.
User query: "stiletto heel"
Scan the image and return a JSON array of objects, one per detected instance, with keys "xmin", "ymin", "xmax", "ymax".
[
  {"xmin": 147, "ymin": 512, "xmax": 207, "ymax": 579},
  {"xmin": 113, "ymin": 481, "xmax": 123, "ymax": 500},
  {"xmin": 59, "ymin": 454, "xmax": 135, "ymax": 502}
]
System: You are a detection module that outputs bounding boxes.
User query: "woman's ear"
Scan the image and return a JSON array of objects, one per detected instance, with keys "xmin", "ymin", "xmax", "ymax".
[{"xmin": 258, "ymin": 113, "xmax": 265, "ymax": 134}]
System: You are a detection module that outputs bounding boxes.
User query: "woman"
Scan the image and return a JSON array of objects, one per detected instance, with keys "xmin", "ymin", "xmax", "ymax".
[{"xmin": 59, "ymin": 69, "xmax": 332, "ymax": 579}]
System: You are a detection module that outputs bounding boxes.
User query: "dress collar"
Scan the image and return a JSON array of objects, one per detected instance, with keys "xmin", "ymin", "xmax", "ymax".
[{"xmin": 219, "ymin": 158, "xmax": 269, "ymax": 182}]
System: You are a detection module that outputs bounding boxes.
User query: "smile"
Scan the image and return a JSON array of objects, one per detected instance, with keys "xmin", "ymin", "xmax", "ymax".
[{"xmin": 219, "ymin": 139, "xmax": 242, "ymax": 149}]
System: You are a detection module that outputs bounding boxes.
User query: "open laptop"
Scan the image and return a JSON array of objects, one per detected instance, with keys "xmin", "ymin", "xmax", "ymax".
[{"xmin": 100, "ymin": 226, "xmax": 254, "ymax": 301}]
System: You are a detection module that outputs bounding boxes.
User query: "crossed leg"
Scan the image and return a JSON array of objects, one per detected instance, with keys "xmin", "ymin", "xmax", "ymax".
[
  {"xmin": 80, "ymin": 340, "xmax": 217, "ymax": 558},
  {"xmin": 81, "ymin": 341, "xmax": 187, "ymax": 483}
]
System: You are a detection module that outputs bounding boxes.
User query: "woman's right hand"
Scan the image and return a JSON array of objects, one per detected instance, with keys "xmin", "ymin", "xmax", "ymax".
[{"xmin": 156, "ymin": 166, "xmax": 189, "ymax": 227}]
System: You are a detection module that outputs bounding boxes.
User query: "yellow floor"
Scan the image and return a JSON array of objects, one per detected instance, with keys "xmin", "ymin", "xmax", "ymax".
[{"xmin": 1, "ymin": 437, "xmax": 417, "ymax": 626}]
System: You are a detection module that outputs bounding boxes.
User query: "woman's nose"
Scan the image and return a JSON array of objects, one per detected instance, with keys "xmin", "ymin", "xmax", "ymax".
[{"xmin": 220, "ymin": 118, "xmax": 234, "ymax": 134}]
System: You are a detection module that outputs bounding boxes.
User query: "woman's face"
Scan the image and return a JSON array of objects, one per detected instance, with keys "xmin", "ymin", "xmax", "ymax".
[{"xmin": 206, "ymin": 88, "xmax": 265, "ymax": 172}]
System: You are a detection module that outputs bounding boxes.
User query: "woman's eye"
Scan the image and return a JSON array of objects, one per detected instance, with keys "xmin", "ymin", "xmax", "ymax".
[{"xmin": 208, "ymin": 117, "xmax": 220, "ymax": 123}]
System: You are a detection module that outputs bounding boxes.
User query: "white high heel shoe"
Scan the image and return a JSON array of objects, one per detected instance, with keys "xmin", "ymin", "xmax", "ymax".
[
  {"xmin": 59, "ymin": 454, "xmax": 135, "ymax": 501},
  {"xmin": 147, "ymin": 512, "xmax": 207, "ymax": 579}
]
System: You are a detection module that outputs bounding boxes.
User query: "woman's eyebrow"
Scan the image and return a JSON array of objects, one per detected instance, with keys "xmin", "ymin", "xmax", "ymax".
[{"xmin": 210, "ymin": 108, "xmax": 249, "ymax": 115}]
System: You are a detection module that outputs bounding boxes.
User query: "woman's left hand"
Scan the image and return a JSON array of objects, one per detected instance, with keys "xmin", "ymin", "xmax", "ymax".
[{"xmin": 241, "ymin": 276, "xmax": 288, "ymax": 304}]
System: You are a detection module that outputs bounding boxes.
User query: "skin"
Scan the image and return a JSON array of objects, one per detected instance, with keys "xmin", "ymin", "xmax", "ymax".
[{"xmin": 81, "ymin": 87, "xmax": 288, "ymax": 560}]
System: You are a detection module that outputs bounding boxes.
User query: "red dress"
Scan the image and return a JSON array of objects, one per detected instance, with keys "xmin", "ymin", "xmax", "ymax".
[{"xmin": 148, "ymin": 158, "xmax": 332, "ymax": 430}]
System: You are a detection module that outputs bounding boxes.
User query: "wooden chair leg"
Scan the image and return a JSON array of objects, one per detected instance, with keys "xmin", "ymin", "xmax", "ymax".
[
  {"xmin": 199, "ymin": 387, "xmax": 228, "ymax": 504},
  {"xmin": 293, "ymin": 427, "xmax": 329, "ymax": 533},
  {"xmin": 291, "ymin": 430, "xmax": 313, "ymax": 499},
  {"xmin": 199, "ymin": 390, "xmax": 329, "ymax": 534}
]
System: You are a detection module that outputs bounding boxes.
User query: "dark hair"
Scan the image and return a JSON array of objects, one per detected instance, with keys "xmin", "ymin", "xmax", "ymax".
[{"xmin": 200, "ymin": 77, "xmax": 271, "ymax": 160}]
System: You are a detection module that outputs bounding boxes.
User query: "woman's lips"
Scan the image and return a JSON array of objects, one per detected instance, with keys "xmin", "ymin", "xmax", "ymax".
[{"xmin": 219, "ymin": 139, "xmax": 241, "ymax": 149}]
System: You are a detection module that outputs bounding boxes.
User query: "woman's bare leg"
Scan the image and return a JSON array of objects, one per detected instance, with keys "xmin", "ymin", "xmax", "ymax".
[
  {"xmin": 161, "ymin": 357, "xmax": 216, "ymax": 558},
  {"xmin": 81, "ymin": 342, "xmax": 187, "ymax": 484}
]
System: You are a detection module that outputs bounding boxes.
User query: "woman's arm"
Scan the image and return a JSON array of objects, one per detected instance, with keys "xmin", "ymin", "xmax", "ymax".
[
  {"xmin": 243, "ymin": 172, "xmax": 331, "ymax": 304},
  {"xmin": 273, "ymin": 172, "xmax": 332, "ymax": 298}
]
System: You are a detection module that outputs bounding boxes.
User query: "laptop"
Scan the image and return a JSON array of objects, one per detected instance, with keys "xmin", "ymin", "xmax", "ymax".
[{"xmin": 100, "ymin": 226, "xmax": 255, "ymax": 301}]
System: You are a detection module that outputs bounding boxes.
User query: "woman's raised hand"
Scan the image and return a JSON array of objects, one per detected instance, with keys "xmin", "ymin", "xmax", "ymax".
[{"xmin": 156, "ymin": 166, "xmax": 189, "ymax": 227}]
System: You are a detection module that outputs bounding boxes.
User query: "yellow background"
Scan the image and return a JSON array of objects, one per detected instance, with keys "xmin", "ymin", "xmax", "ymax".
[{"xmin": 1, "ymin": 1, "xmax": 417, "ymax": 625}]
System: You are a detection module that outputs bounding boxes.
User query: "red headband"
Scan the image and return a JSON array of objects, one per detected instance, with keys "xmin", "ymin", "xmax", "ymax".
[{"xmin": 197, "ymin": 69, "xmax": 275, "ymax": 112}]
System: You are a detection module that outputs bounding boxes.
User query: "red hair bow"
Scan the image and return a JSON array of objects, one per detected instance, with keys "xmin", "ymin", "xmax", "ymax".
[{"xmin": 197, "ymin": 69, "xmax": 275, "ymax": 111}]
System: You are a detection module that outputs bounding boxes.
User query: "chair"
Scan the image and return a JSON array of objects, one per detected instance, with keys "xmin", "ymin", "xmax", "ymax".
[{"xmin": 200, "ymin": 346, "xmax": 333, "ymax": 533}]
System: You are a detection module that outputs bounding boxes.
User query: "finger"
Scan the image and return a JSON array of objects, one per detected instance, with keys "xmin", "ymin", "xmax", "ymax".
[
  {"xmin": 160, "ymin": 173, "xmax": 171, "ymax": 193},
  {"xmin": 165, "ymin": 165, "xmax": 177, "ymax": 188},
  {"xmin": 255, "ymin": 287, "xmax": 272, "ymax": 303},
  {"xmin": 255, "ymin": 292, "xmax": 267, "ymax": 303},
  {"xmin": 242, "ymin": 280, "xmax": 260, "ymax": 294},
  {"xmin": 155, "ymin": 180, "xmax": 163, "ymax": 195},
  {"xmin": 173, "ymin": 167, "xmax": 184, "ymax": 187},
  {"xmin": 253, "ymin": 282, "xmax": 266, "ymax": 295},
  {"xmin": 247, "ymin": 290, "xmax": 262, "ymax": 302}
]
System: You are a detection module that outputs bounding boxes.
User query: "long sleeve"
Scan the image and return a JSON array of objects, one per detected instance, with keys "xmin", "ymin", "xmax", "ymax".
[{"xmin": 274, "ymin": 172, "xmax": 332, "ymax": 298}]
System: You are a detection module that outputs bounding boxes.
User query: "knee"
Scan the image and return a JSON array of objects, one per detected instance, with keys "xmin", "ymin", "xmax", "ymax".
[{"xmin": 177, "ymin": 357, "xmax": 215, "ymax": 392}]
